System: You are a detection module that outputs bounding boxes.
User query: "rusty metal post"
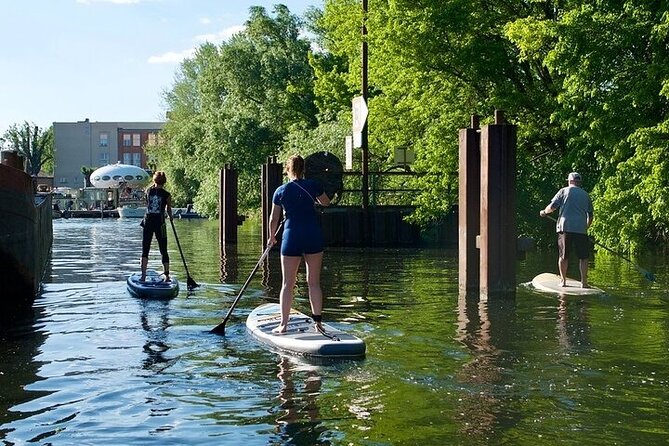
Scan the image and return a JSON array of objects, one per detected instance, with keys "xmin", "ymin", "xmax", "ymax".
[
  {"xmin": 219, "ymin": 164, "xmax": 238, "ymax": 247},
  {"xmin": 261, "ymin": 156, "xmax": 283, "ymax": 248},
  {"xmin": 458, "ymin": 115, "xmax": 480, "ymax": 294},
  {"xmin": 479, "ymin": 110, "xmax": 517, "ymax": 298}
]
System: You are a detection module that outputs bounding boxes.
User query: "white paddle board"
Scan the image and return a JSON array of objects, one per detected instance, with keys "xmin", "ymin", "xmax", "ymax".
[
  {"xmin": 531, "ymin": 272, "xmax": 604, "ymax": 296},
  {"xmin": 127, "ymin": 270, "xmax": 179, "ymax": 299},
  {"xmin": 246, "ymin": 303, "xmax": 366, "ymax": 358}
]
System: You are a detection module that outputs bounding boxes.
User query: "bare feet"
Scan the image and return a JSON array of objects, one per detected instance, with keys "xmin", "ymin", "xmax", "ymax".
[
  {"xmin": 581, "ymin": 283, "xmax": 590, "ymax": 289},
  {"xmin": 559, "ymin": 281, "xmax": 567, "ymax": 287},
  {"xmin": 272, "ymin": 325, "xmax": 287, "ymax": 334},
  {"xmin": 139, "ymin": 276, "xmax": 146, "ymax": 282}
]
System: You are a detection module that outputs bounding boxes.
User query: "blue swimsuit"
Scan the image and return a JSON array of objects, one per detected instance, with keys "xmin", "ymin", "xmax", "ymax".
[{"xmin": 272, "ymin": 179, "xmax": 325, "ymax": 256}]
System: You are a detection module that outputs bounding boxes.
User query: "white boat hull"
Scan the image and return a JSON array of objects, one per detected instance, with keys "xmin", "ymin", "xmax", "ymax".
[{"xmin": 117, "ymin": 205, "xmax": 146, "ymax": 218}]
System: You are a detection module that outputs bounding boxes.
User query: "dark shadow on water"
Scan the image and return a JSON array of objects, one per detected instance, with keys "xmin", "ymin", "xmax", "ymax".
[
  {"xmin": 0, "ymin": 305, "xmax": 49, "ymax": 441},
  {"xmin": 138, "ymin": 298, "xmax": 177, "ymax": 373}
]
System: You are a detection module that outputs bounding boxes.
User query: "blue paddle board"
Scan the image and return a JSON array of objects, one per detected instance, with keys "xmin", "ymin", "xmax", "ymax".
[
  {"xmin": 246, "ymin": 303, "xmax": 366, "ymax": 358},
  {"xmin": 127, "ymin": 270, "xmax": 179, "ymax": 299}
]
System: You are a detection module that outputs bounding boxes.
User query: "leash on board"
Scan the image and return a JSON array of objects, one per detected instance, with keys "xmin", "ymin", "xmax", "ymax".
[{"xmin": 316, "ymin": 323, "xmax": 340, "ymax": 341}]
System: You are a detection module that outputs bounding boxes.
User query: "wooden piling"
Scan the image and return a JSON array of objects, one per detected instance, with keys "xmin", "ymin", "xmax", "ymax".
[
  {"xmin": 479, "ymin": 110, "xmax": 517, "ymax": 297},
  {"xmin": 219, "ymin": 164, "xmax": 238, "ymax": 246},
  {"xmin": 458, "ymin": 115, "xmax": 481, "ymax": 294}
]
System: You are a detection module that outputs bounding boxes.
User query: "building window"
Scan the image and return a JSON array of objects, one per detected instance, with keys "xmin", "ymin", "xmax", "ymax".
[
  {"xmin": 133, "ymin": 133, "xmax": 141, "ymax": 146},
  {"xmin": 123, "ymin": 153, "xmax": 132, "ymax": 164},
  {"xmin": 59, "ymin": 177, "xmax": 68, "ymax": 184},
  {"xmin": 100, "ymin": 152, "xmax": 109, "ymax": 165},
  {"xmin": 123, "ymin": 134, "xmax": 132, "ymax": 147},
  {"xmin": 132, "ymin": 153, "xmax": 141, "ymax": 166},
  {"xmin": 147, "ymin": 133, "xmax": 157, "ymax": 146},
  {"xmin": 99, "ymin": 132, "xmax": 109, "ymax": 147}
]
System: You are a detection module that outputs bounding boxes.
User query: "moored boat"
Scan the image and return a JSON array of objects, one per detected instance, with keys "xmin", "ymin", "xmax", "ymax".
[
  {"xmin": 117, "ymin": 203, "xmax": 146, "ymax": 218},
  {"xmin": 0, "ymin": 155, "xmax": 53, "ymax": 326}
]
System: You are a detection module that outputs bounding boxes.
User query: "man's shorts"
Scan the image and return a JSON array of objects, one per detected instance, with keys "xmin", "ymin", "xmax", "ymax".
[{"xmin": 557, "ymin": 232, "xmax": 591, "ymax": 260}]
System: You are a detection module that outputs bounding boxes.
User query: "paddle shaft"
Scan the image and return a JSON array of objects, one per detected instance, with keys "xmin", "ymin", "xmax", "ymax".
[
  {"xmin": 169, "ymin": 218, "xmax": 198, "ymax": 289},
  {"xmin": 211, "ymin": 220, "xmax": 284, "ymax": 334},
  {"xmin": 211, "ymin": 244, "xmax": 272, "ymax": 334}
]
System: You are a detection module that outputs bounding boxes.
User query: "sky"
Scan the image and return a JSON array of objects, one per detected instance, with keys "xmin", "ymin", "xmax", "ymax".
[{"xmin": 0, "ymin": 0, "xmax": 320, "ymax": 134}]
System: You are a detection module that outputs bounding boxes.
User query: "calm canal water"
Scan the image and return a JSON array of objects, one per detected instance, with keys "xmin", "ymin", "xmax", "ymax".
[{"xmin": 1, "ymin": 218, "xmax": 668, "ymax": 445}]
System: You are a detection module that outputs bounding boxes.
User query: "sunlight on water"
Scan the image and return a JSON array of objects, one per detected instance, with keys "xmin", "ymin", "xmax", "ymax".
[{"xmin": 1, "ymin": 218, "xmax": 668, "ymax": 445}]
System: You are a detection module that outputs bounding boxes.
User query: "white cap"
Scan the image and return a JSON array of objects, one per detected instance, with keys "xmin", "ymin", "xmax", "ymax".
[{"xmin": 567, "ymin": 172, "xmax": 581, "ymax": 182}]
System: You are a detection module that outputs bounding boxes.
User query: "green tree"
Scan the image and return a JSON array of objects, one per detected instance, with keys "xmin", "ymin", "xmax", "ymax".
[
  {"xmin": 506, "ymin": 1, "xmax": 669, "ymax": 250},
  {"xmin": 151, "ymin": 5, "xmax": 318, "ymax": 216},
  {"xmin": 81, "ymin": 166, "xmax": 95, "ymax": 187},
  {"xmin": 314, "ymin": 0, "xmax": 669, "ymax": 250},
  {"xmin": 314, "ymin": 0, "xmax": 566, "ymax": 228},
  {"xmin": 2, "ymin": 122, "xmax": 54, "ymax": 175}
]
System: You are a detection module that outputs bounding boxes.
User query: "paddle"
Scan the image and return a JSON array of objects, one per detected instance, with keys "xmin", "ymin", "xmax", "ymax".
[
  {"xmin": 169, "ymin": 218, "xmax": 199, "ymax": 290},
  {"xmin": 541, "ymin": 213, "xmax": 656, "ymax": 282},
  {"xmin": 210, "ymin": 220, "xmax": 284, "ymax": 335},
  {"xmin": 590, "ymin": 239, "xmax": 656, "ymax": 282}
]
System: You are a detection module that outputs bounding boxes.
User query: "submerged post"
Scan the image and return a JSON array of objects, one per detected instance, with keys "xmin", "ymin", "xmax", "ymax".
[
  {"xmin": 479, "ymin": 110, "xmax": 517, "ymax": 298},
  {"xmin": 219, "ymin": 164, "xmax": 238, "ymax": 247},
  {"xmin": 458, "ymin": 115, "xmax": 480, "ymax": 294}
]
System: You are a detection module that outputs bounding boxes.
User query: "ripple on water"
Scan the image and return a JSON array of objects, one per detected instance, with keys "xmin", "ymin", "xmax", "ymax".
[{"xmin": 2, "ymin": 220, "xmax": 669, "ymax": 445}]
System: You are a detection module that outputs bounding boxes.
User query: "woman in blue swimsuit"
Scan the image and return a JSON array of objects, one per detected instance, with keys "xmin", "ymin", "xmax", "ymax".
[{"xmin": 268, "ymin": 155, "xmax": 331, "ymax": 333}]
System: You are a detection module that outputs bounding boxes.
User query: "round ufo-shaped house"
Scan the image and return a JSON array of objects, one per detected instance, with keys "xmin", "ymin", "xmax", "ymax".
[{"xmin": 90, "ymin": 163, "xmax": 151, "ymax": 188}]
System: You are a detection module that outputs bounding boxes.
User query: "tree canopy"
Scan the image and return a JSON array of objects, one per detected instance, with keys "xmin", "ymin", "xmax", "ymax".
[
  {"xmin": 149, "ymin": 5, "xmax": 318, "ymax": 216},
  {"xmin": 151, "ymin": 1, "xmax": 669, "ymax": 252},
  {"xmin": 1, "ymin": 122, "xmax": 54, "ymax": 176}
]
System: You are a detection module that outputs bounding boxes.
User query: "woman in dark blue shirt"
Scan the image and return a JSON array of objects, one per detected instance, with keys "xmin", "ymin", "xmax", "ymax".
[{"xmin": 268, "ymin": 155, "xmax": 330, "ymax": 333}]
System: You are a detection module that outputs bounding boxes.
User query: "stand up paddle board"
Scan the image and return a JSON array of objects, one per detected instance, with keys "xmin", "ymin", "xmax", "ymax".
[
  {"xmin": 127, "ymin": 270, "xmax": 179, "ymax": 299},
  {"xmin": 246, "ymin": 303, "xmax": 366, "ymax": 358},
  {"xmin": 531, "ymin": 273, "xmax": 604, "ymax": 296}
]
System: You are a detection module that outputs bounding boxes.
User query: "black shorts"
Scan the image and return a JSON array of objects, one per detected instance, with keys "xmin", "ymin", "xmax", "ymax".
[{"xmin": 557, "ymin": 232, "xmax": 591, "ymax": 260}]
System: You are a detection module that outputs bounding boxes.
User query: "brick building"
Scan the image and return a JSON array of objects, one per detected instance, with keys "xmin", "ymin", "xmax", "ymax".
[{"xmin": 53, "ymin": 119, "xmax": 164, "ymax": 188}]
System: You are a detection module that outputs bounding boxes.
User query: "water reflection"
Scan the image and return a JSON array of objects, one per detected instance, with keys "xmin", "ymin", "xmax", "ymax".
[
  {"xmin": 455, "ymin": 292, "xmax": 519, "ymax": 439},
  {"xmin": 1, "ymin": 219, "xmax": 668, "ymax": 445},
  {"xmin": 138, "ymin": 299, "xmax": 176, "ymax": 373},
  {"xmin": 273, "ymin": 356, "xmax": 326, "ymax": 445},
  {"xmin": 556, "ymin": 296, "xmax": 592, "ymax": 353},
  {"xmin": 261, "ymin": 247, "xmax": 283, "ymax": 296},
  {"xmin": 0, "ymin": 316, "xmax": 49, "ymax": 436},
  {"xmin": 219, "ymin": 242, "xmax": 239, "ymax": 284}
]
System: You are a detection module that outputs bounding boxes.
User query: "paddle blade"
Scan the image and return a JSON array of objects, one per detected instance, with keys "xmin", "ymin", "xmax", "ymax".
[
  {"xmin": 633, "ymin": 262, "xmax": 656, "ymax": 282},
  {"xmin": 187, "ymin": 275, "xmax": 199, "ymax": 290},
  {"xmin": 211, "ymin": 321, "xmax": 226, "ymax": 335}
]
